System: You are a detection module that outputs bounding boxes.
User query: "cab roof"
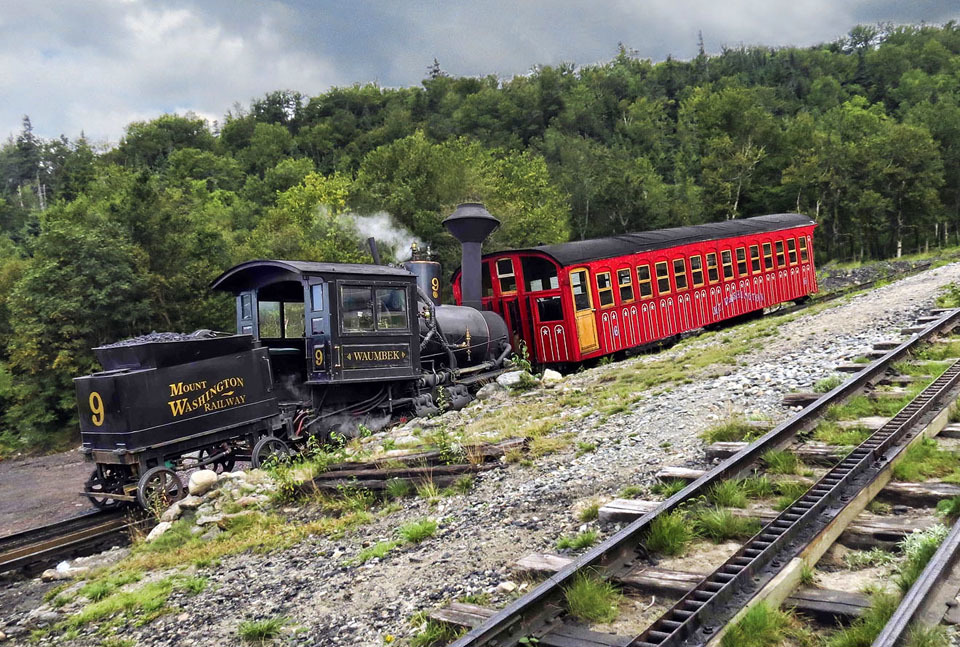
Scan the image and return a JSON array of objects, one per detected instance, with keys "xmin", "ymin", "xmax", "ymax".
[{"xmin": 211, "ymin": 259, "xmax": 412, "ymax": 293}]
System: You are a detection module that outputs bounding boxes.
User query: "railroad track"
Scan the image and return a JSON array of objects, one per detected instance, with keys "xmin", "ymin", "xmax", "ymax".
[
  {"xmin": 431, "ymin": 307, "xmax": 960, "ymax": 647},
  {"xmin": 0, "ymin": 508, "xmax": 147, "ymax": 576}
]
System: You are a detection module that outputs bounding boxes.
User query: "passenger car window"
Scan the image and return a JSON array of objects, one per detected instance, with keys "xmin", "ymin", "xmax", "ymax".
[
  {"xmin": 496, "ymin": 258, "xmax": 517, "ymax": 293},
  {"xmin": 787, "ymin": 238, "xmax": 798, "ymax": 265},
  {"xmin": 736, "ymin": 247, "xmax": 747, "ymax": 276},
  {"xmin": 636, "ymin": 265, "xmax": 653, "ymax": 299},
  {"xmin": 763, "ymin": 243, "xmax": 773, "ymax": 270},
  {"xmin": 706, "ymin": 253, "xmax": 719, "ymax": 284},
  {"xmin": 776, "ymin": 241, "xmax": 786, "ymax": 267},
  {"xmin": 750, "ymin": 245, "xmax": 761, "ymax": 273},
  {"xmin": 341, "ymin": 287, "xmax": 374, "ymax": 333},
  {"xmin": 536, "ymin": 296, "xmax": 563, "ymax": 321},
  {"xmin": 570, "ymin": 270, "xmax": 591, "ymax": 311},
  {"xmin": 799, "ymin": 237, "xmax": 809, "ymax": 263},
  {"xmin": 522, "ymin": 256, "xmax": 559, "ymax": 291},
  {"xmin": 596, "ymin": 272, "xmax": 614, "ymax": 307},
  {"xmin": 721, "ymin": 250, "xmax": 734, "ymax": 280},
  {"xmin": 673, "ymin": 258, "xmax": 688, "ymax": 290},
  {"xmin": 376, "ymin": 288, "xmax": 408, "ymax": 330},
  {"xmin": 655, "ymin": 262, "xmax": 671, "ymax": 294},
  {"xmin": 617, "ymin": 269, "xmax": 634, "ymax": 302},
  {"xmin": 690, "ymin": 256, "xmax": 704, "ymax": 287}
]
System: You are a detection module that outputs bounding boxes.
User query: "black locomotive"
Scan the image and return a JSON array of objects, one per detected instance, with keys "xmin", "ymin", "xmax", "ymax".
[{"xmin": 75, "ymin": 204, "xmax": 511, "ymax": 509}]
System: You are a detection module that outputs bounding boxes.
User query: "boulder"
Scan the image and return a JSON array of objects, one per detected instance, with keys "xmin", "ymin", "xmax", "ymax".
[
  {"xmin": 476, "ymin": 383, "xmax": 504, "ymax": 401},
  {"xmin": 196, "ymin": 514, "xmax": 224, "ymax": 526},
  {"xmin": 541, "ymin": 368, "xmax": 563, "ymax": 386},
  {"xmin": 178, "ymin": 495, "xmax": 203, "ymax": 510},
  {"xmin": 188, "ymin": 470, "xmax": 218, "ymax": 496},
  {"xmin": 146, "ymin": 521, "xmax": 172, "ymax": 542},
  {"xmin": 218, "ymin": 471, "xmax": 247, "ymax": 482},
  {"xmin": 496, "ymin": 370, "xmax": 538, "ymax": 390},
  {"xmin": 160, "ymin": 502, "xmax": 182, "ymax": 523}
]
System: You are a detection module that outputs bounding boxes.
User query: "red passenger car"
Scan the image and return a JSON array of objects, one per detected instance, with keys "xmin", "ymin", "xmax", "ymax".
[{"xmin": 451, "ymin": 213, "xmax": 817, "ymax": 365}]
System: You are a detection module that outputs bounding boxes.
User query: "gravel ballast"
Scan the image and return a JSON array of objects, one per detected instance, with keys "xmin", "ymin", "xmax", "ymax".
[{"xmin": 5, "ymin": 262, "xmax": 960, "ymax": 647}]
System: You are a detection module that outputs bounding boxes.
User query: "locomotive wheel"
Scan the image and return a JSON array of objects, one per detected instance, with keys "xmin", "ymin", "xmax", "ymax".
[
  {"xmin": 251, "ymin": 436, "xmax": 292, "ymax": 468},
  {"xmin": 198, "ymin": 448, "xmax": 236, "ymax": 473},
  {"xmin": 84, "ymin": 467, "xmax": 126, "ymax": 510},
  {"xmin": 136, "ymin": 466, "xmax": 185, "ymax": 511}
]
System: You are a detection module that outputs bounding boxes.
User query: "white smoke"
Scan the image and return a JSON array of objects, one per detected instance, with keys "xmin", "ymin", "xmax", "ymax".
[{"xmin": 346, "ymin": 211, "xmax": 423, "ymax": 262}]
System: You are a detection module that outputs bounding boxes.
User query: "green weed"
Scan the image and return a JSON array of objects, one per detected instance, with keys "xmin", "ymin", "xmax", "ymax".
[
  {"xmin": 893, "ymin": 438, "xmax": 960, "ymax": 482},
  {"xmin": 651, "ymin": 479, "xmax": 687, "ymax": 498},
  {"xmin": 825, "ymin": 591, "xmax": 899, "ymax": 647},
  {"xmin": 700, "ymin": 418, "xmax": 759, "ymax": 444},
  {"xmin": 645, "ymin": 511, "xmax": 695, "ymax": 556},
  {"xmin": 695, "ymin": 507, "xmax": 760, "ymax": 543},
  {"xmin": 556, "ymin": 530, "xmax": 600, "ymax": 551},
  {"xmin": 763, "ymin": 450, "xmax": 800, "ymax": 475},
  {"xmin": 354, "ymin": 540, "xmax": 402, "ymax": 564},
  {"xmin": 398, "ymin": 519, "xmax": 438, "ymax": 544},
  {"xmin": 896, "ymin": 524, "xmax": 949, "ymax": 593},
  {"xmin": 564, "ymin": 571, "xmax": 621, "ymax": 624},
  {"xmin": 238, "ymin": 616, "xmax": 287, "ymax": 642},
  {"xmin": 814, "ymin": 375, "xmax": 844, "ymax": 393},
  {"xmin": 706, "ymin": 480, "xmax": 748, "ymax": 508}
]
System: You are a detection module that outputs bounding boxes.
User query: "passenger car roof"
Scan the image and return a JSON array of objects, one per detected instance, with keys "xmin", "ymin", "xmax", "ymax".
[{"xmin": 505, "ymin": 213, "xmax": 815, "ymax": 266}]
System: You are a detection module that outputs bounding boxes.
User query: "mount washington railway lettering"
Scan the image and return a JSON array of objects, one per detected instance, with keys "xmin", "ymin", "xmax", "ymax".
[{"xmin": 167, "ymin": 376, "xmax": 246, "ymax": 417}]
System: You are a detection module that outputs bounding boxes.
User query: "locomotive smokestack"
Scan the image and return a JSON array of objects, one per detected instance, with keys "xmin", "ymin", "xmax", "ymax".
[
  {"xmin": 442, "ymin": 202, "xmax": 500, "ymax": 310},
  {"xmin": 366, "ymin": 237, "xmax": 382, "ymax": 265}
]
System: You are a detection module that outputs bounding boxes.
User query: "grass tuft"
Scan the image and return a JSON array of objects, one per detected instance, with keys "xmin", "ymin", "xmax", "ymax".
[
  {"xmin": 645, "ymin": 510, "xmax": 695, "ymax": 556},
  {"xmin": 825, "ymin": 591, "xmax": 898, "ymax": 647},
  {"xmin": 564, "ymin": 571, "xmax": 621, "ymax": 624},
  {"xmin": 844, "ymin": 547, "xmax": 895, "ymax": 569},
  {"xmin": 762, "ymin": 449, "xmax": 800, "ymax": 475},
  {"xmin": 893, "ymin": 438, "xmax": 960, "ymax": 482},
  {"xmin": 814, "ymin": 374, "xmax": 844, "ymax": 393},
  {"xmin": 651, "ymin": 479, "xmax": 686, "ymax": 498},
  {"xmin": 773, "ymin": 480, "xmax": 810, "ymax": 511},
  {"xmin": 557, "ymin": 530, "xmax": 600, "ymax": 551},
  {"xmin": 238, "ymin": 617, "xmax": 287, "ymax": 643},
  {"xmin": 700, "ymin": 418, "xmax": 759, "ymax": 444},
  {"xmin": 721, "ymin": 602, "xmax": 812, "ymax": 647},
  {"xmin": 410, "ymin": 618, "xmax": 464, "ymax": 647},
  {"xmin": 896, "ymin": 524, "xmax": 949, "ymax": 593},
  {"xmin": 814, "ymin": 421, "xmax": 872, "ymax": 446},
  {"xmin": 398, "ymin": 518, "xmax": 438, "ymax": 544},
  {"xmin": 904, "ymin": 624, "xmax": 950, "ymax": 647},
  {"xmin": 354, "ymin": 540, "xmax": 402, "ymax": 564},
  {"xmin": 385, "ymin": 478, "xmax": 413, "ymax": 499},
  {"xmin": 578, "ymin": 500, "xmax": 601, "ymax": 522},
  {"xmin": 706, "ymin": 480, "xmax": 748, "ymax": 508},
  {"xmin": 618, "ymin": 485, "xmax": 645, "ymax": 499},
  {"xmin": 695, "ymin": 507, "xmax": 760, "ymax": 543},
  {"xmin": 741, "ymin": 475, "xmax": 774, "ymax": 499}
]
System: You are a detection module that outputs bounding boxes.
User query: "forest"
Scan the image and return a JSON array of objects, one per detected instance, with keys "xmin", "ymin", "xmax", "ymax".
[{"xmin": 1, "ymin": 22, "xmax": 960, "ymax": 453}]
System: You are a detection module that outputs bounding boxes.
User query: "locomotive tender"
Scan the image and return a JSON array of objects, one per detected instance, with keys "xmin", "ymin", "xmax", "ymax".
[{"xmin": 75, "ymin": 206, "xmax": 818, "ymax": 509}]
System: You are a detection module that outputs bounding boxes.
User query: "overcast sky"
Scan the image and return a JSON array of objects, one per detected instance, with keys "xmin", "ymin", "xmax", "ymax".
[{"xmin": 2, "ymin": 0, "xmax": 959, "ymax": 145}]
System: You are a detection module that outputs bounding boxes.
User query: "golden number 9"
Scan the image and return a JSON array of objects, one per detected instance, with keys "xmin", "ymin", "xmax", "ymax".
[
  {"xmin": 89, "ymin": 391, "xmax": 104, "ymax": 427},
  {"xmin": 431, "ymin": 277, "xmax": 439, "ymax": 290},
  {"xmin": 314, "ymin": 348, "xmax": 324, "ymax": 366}
]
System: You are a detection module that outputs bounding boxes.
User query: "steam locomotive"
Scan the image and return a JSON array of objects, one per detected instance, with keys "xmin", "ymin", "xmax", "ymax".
[{"xmin": 75, "ymin": 204, "xmax": 511, "ymax": 509}]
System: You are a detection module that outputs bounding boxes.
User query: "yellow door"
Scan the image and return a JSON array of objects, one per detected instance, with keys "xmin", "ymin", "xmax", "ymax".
[{"xmin": 570, "ymin": 268, "xmax": 599, "ymax": 354}]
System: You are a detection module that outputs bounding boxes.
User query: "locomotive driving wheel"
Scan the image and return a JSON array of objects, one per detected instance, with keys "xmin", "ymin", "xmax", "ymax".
[
  {"xmin": 84, "ymin": 466, "xmax": 126, "ymax": 509},
  {"xmin": 136, "ymin": 466, "xmax": 185, "ymax": 511},
  {"xmin": 251, "ymin": 436, "xmax": 292, "ymax": 468}
]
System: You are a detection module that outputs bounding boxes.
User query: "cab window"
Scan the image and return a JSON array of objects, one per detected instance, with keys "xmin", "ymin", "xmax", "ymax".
[
  {"xmin": 673, "ymin": 258, "xmax": 688, "ymax": 290},
  {"xmin": 617, "ymin": 268, "xmax": 634, "ymax": 303},
  {"xmin": 750, "ymin": 245, "xmax": 761, "ymax": 273},
  {"xmin": 776, "ymin": 241, "xmax": 786, "ymax": 267},
  {"xmin": 736, "ymin": 247, "xmax": 747, "ymax": 276},
  {"xmin": 763, "ymin": 243, "xmax": 774, "ymax": 270},
  {"xmin": 690, "ymin": 255, "xmax": 704, "ymax": 287},
  {"xmin": 655, "ymin": 262, "xmax": 671, "ymax": 295},
  {"xmin": 787, "ymin": 238, "xmax": 798, "ymax": 265},
  {"xmin": 637, "ymin": 265, "xmax": 653, "ymax": 299},
  {"xmin": 721, "ymin": 250, "xmax": 734, "ymax": 280},
  {"xmin": 799, "ymin": 237, "xmax": 809, "ymax": 263},
  {"xmin": 496, "ymin": 258, "xmax": 518, "ymax": 294},
  {"xmin": 258, "ymin": 301, "xmax": 304, "ymax": 338},
  {"xmin": 522, "ymin": 257, "xmax": 559, "ymax": 291},
  {"xmin": 482, "ymin": 264, "xmax": 494, "ymax": 297},
  {"xmin": 596, "ymin": 272, "xmax": 614, "ymax": 307},
  {"xmin": 375, "ymin": 288, "xmax": 408, "ymax": 330},
  {"xmin": 706, "ymin": 252, "xmax": 719, "ymax": 284},
  {"xmin": 341, "ymin": 287, "xmax": 374, "ymax": 333}
]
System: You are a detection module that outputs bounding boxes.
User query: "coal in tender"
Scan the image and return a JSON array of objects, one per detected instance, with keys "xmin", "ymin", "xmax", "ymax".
[{"xmin": 94, "ymin": 330, "xmax": 252, "ymax": 370}]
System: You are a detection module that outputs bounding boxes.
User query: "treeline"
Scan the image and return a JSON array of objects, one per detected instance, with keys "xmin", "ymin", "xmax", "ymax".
[{"xmin": 2, "ymin": 22, "xmax": 960, "ymax": 451}]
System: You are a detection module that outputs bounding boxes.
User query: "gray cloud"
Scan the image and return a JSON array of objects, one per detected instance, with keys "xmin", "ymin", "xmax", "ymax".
[{"xmin": 1, "ymin": 0, "xmax": 958, "ymax": 143}]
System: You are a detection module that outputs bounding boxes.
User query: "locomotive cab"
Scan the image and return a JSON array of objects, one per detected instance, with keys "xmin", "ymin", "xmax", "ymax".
[{"xmin": 212, "ymin": 260, "xmax": 421, "ymax": 393}]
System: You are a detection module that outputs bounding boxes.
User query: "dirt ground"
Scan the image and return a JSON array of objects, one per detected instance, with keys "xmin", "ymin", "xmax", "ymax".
[{"xmin": 0, "ymin": 449, "xmax": 94, "ymax": 536}]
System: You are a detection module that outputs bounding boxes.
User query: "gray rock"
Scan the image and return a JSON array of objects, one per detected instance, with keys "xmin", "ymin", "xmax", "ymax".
[
  {"xmin": 496, "ymin": 370, "xmax": 537, "ymax": 390},
  {"xmin": 541, "ymin": 368, "xmax": 563, "ymax": 385},
  {"xmin": 178, "ymin": 495, "xmax": 203, "ymax": 510},
  {"xmin": 188, "ymin": 470, "xmax": 219, "ymax": 496},
  {"xmin": 160, "ymin": 502, "xmax": 182, "ymax": 522},
  {"xmin": 476, "ymin": 383, "xmax": 504, "ymax": 400},
  {"xmin": 146, "ymin": 521, "xmax": 173, "ymax": 542},
  {"xmin": 196, "ymin": 514, "xmax": 224, "ymax": 526}
]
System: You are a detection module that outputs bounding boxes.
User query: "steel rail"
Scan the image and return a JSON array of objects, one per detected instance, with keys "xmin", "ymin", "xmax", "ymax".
[
  {"xmin": 633, "ymin": 359, "xmax": 960, "ymax": 646},
  {"xmin": 871, "ymin": 512, "xmax": 960, "ymax": 646},
  {"xmin": 449, "ymin": 308, "xmax": 960, "ymax": 647},
  {"xmin": 0, "ymin": 508, "xmax": 142, "ymax": 574}
]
